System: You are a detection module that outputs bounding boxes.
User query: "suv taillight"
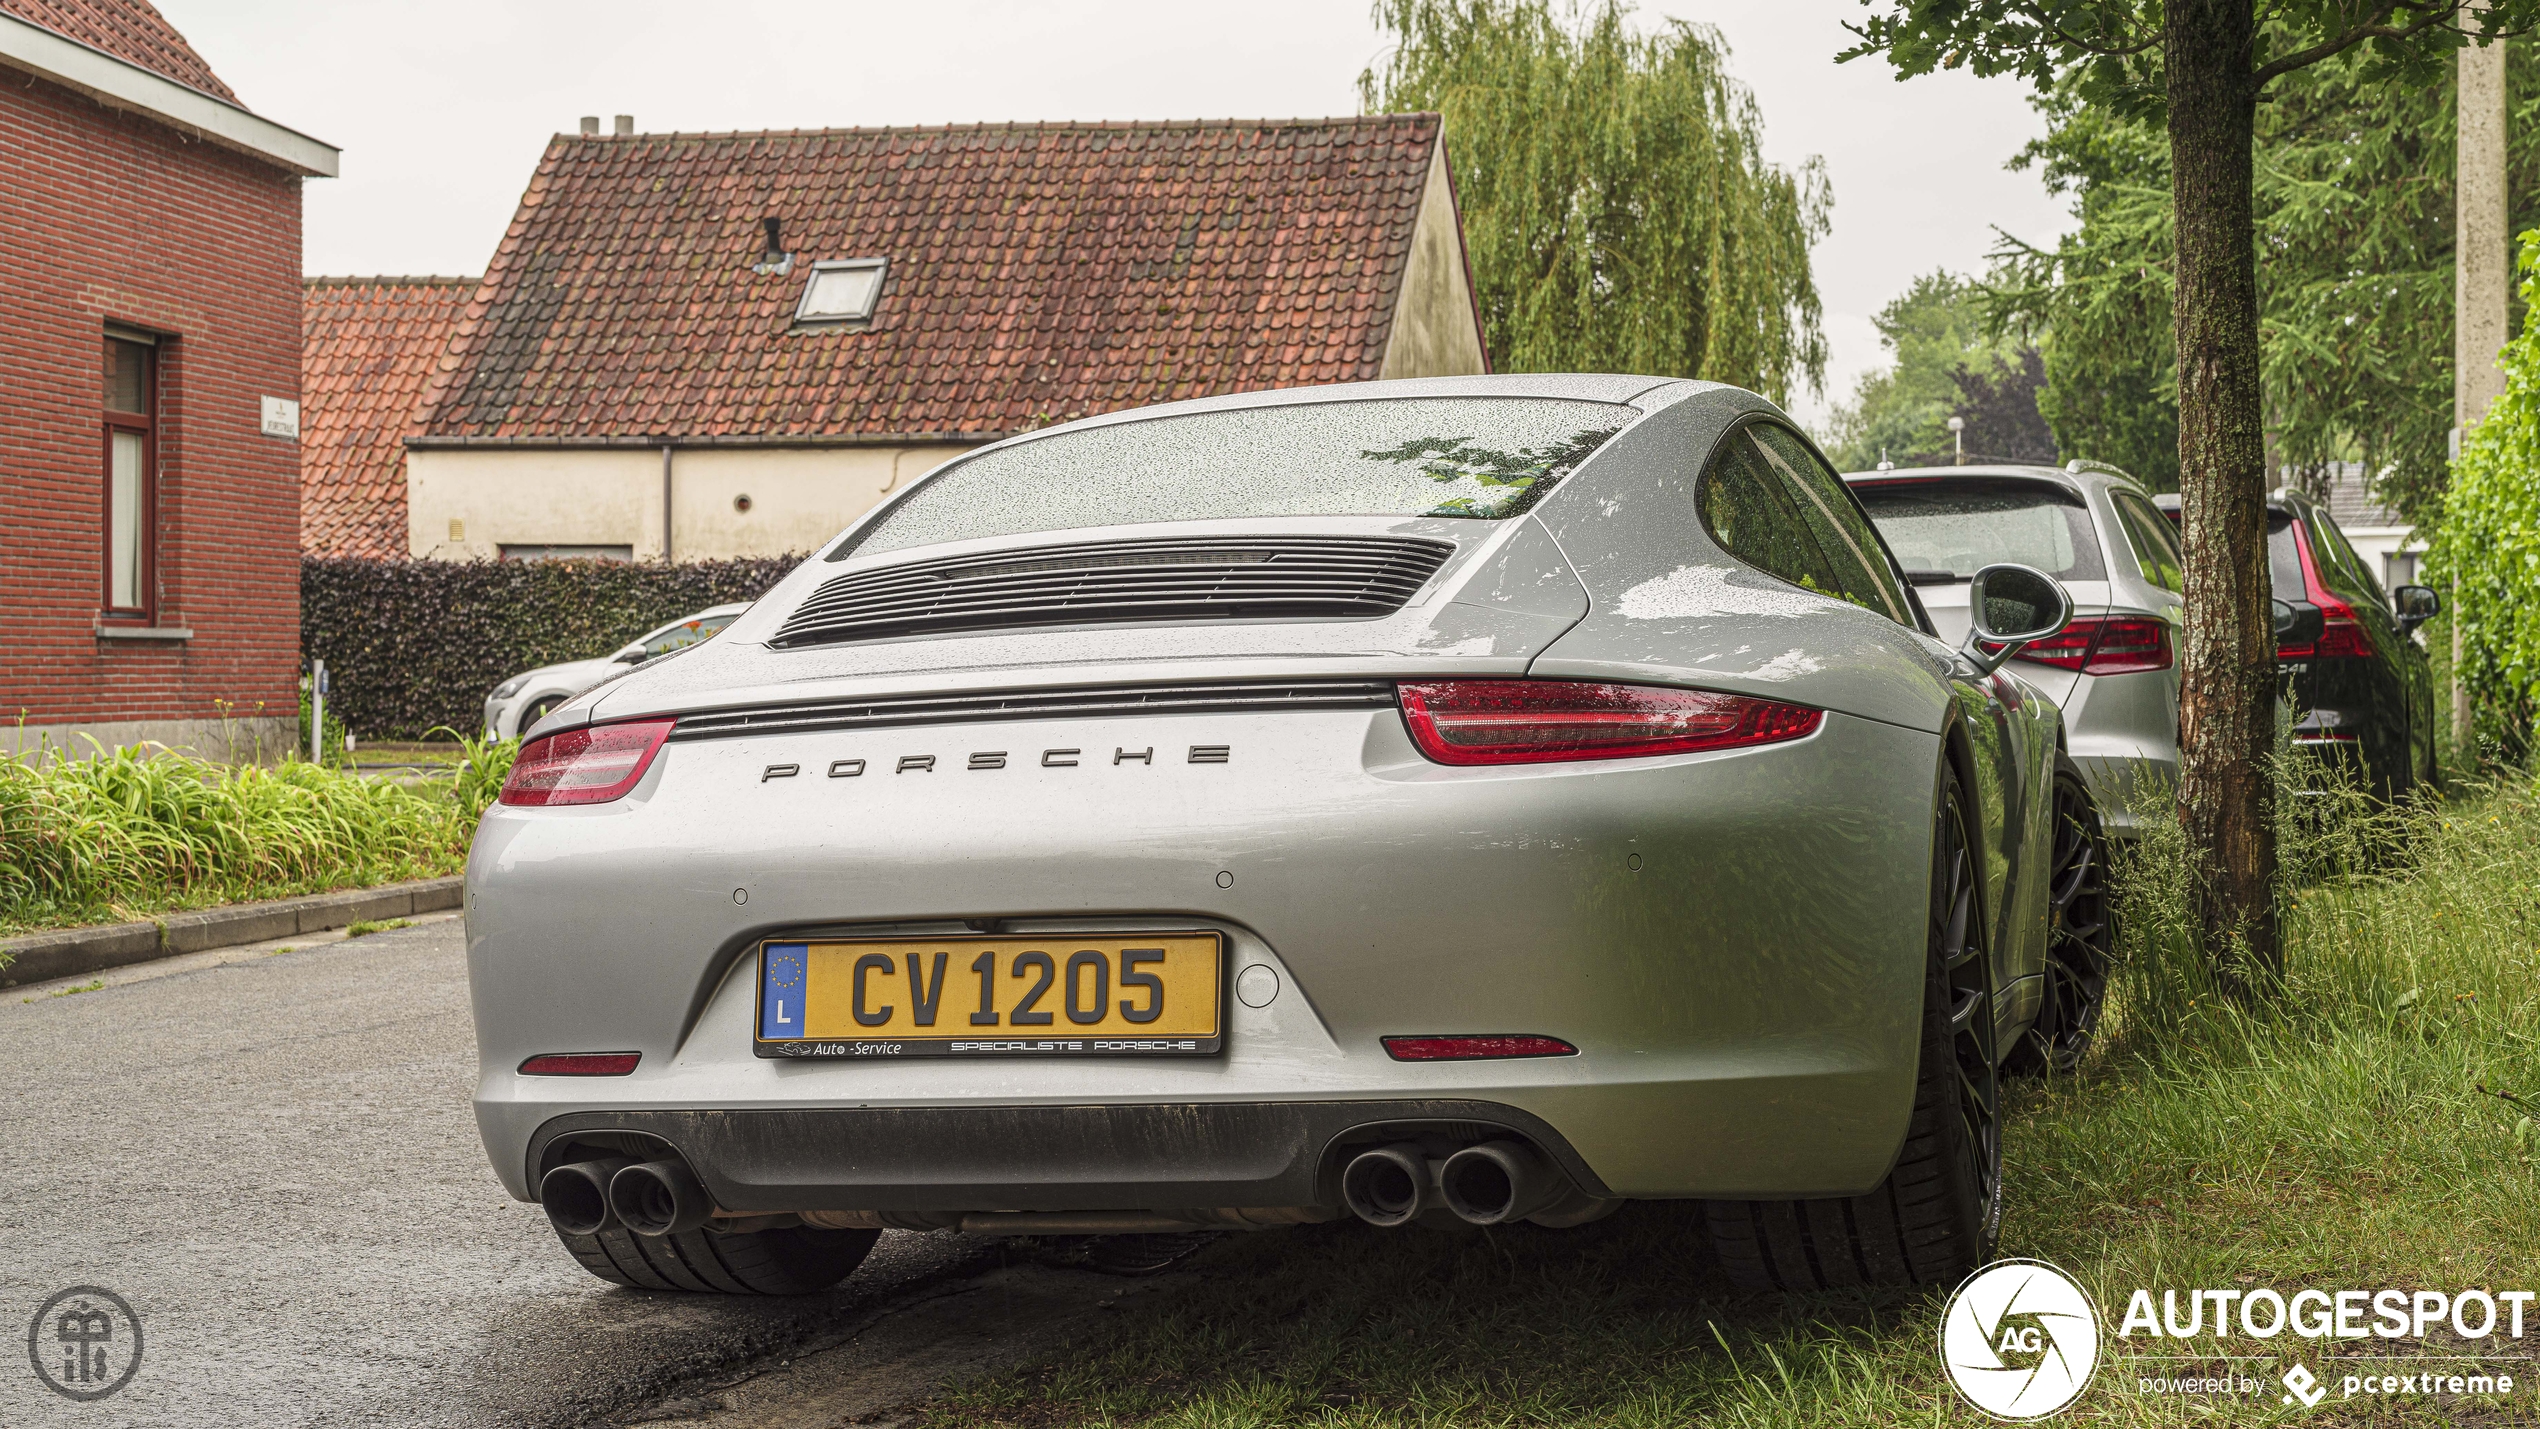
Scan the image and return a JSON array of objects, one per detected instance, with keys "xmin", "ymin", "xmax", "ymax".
[
  {"xmin": 2281, "ymin": 521, "xmax": 2372, "ymax": 660},
  {"xmin": 1396, "ymin": 680, "xmax": 1821, "ymax": 766},
  {"xmin": 499, "ymin": 719, "xmax": 675, "ymax": 806},
  {"xmin": 2002, "ymin": 617, "xmax": 2173, "ymax": 675}
]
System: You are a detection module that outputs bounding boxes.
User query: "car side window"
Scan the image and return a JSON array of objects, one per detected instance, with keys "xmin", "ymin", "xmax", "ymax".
[
  {"xmin": 2112, "ymin": 492, "xmax": 2185, "ymax": 594},
  {"xmin": 2308, "ymin": 511, "xmax": 2385, "ymax": 603},
  {"xmin": 1696, "ymin": 428, "xmax": 1848, "ymax": 598},
  {"xmin": 1746, "ymin": 424, "xmax": 1913, "ymax": 625},
  {"xmin": 643, "ymin": 614, "xmax": 735, "ymax": 658}
]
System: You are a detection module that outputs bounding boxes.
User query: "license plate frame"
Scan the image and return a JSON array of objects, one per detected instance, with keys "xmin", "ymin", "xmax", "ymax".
[{"xmin": 753, "ymin": 931, "xmax": 1225, "ymax": 1058}]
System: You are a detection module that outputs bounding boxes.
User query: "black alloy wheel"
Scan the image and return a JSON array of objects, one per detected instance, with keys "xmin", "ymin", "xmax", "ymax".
[
  {"xmin": 2008, "ymin": 762, "xmax": 2114, "ymax": 1077},
  {"xmin": 1935, "ymin": 772, "xmax": 2004, "ymax": 1251},
  {"xmin": 1704, "ymin": 764, "xmax": 2001, "ymax": 1289}
]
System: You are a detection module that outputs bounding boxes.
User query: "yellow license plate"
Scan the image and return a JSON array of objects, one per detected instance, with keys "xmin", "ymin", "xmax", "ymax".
[{"xmin": 755, "ymin": 933, "xmax": 1223, "ymax": 1057}]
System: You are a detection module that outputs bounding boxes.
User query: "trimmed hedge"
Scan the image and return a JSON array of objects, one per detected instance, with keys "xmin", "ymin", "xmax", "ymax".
[{"xmin": 302, "ymin": 556, "xmax": 802, "ymax": 739}]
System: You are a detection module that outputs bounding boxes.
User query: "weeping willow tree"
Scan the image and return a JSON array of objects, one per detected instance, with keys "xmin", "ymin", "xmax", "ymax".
[{"xmin": 1360, "ymin": 0, "xmax": 1831, "ymax": 404}]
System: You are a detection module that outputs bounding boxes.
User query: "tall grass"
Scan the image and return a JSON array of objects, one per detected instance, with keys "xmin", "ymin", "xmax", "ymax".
[{"xmin": 0, "ymin": 735, "xmax": 519, "ymax": 937}]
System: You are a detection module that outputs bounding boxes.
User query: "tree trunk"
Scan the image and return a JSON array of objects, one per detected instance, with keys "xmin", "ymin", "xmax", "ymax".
[{"xmin": 2166, "ymin": 0, "xmax": 2279, "ymax": 983}]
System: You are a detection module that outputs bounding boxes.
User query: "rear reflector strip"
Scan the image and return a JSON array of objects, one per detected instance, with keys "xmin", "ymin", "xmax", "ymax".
[
  {"xmin": 518, "ymin": 1053, "xmax": 641, "ymax": 1076},
  {"xmin": 1396, "ymin": 680, "xmax": 1821, "ymax": 766},
  {"xmin": 1383, "ymin": 1035, "xmax": 1578, "ymax": 1061}
]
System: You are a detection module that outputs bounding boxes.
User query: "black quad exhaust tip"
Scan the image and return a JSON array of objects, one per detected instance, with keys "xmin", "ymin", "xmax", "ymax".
[
  {"xmin": 608, "ymin": 1158, "xmax": 716, "ymax": 1237},
  {"xmin": 539, "ymin": 1157, "xmax": 633, "ymax": 1237},
  {"xmin": 1340, "ymin": 1143, "xmax": 1431, "ymax": 1227},
  {"xmin": 1439, "ymin": 1140, "xmax": 1563, "ymax": 1226}
]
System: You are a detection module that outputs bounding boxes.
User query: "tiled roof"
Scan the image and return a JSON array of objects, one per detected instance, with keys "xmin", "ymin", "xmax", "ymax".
[
  {"xmin": 417, "ymin": 116, "xmax": 1451, "ymax": 443},
  {"xmin": 2298, "ymin": 461, "xmax": 2408, "ymax": 532},
  {"xmin": 302, "ymin": 277, "xmax": 474, "ymax": 558},
  {"xmin": 1, "ymin": 0, "xmax": 240, "ymax": 103}
]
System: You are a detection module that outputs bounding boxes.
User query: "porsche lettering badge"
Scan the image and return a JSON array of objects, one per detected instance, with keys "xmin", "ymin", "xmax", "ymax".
[{"xmin": 795, "ymin": 745, "xmax": 1232, "ymax": 780}]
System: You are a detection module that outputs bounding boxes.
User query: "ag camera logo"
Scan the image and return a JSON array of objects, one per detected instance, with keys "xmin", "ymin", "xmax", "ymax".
[{"xmin": 1941, "ymin": 1259, "xmax": 2101, "ymax": 1420}]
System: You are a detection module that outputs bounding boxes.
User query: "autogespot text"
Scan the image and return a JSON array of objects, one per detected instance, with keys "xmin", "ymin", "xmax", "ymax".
[{"xmin": 2120, "ymin": 1287, "xmax": 2527, "ymax": 1406}]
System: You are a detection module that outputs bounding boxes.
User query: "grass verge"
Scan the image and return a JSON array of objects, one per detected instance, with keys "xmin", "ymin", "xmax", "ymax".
[
  {"xmin": 915, "ymin": 772, "xmax": 2540, "ymax": 1428},
  {"xmin": 0, "ymin": 734, "xmax": 517, "ymax": 939}
]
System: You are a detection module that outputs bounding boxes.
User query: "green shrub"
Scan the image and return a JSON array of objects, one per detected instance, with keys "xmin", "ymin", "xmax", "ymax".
[
  {"xmin": 302, "ymin": 554, "xmax": 800, "ymax": 740},
  {"xmin": 0, "ymin": 743, "xmax": 485, "ymax": 935},
  {"xmin": 2430, "ymin": 228, "xmax": 2540, "ymax": 761}
]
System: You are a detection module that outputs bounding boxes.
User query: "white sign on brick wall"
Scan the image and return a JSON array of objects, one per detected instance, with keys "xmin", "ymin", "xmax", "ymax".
[{"xmin": 260, "ymin": 396, "xmax": 300, "ymax": 439}]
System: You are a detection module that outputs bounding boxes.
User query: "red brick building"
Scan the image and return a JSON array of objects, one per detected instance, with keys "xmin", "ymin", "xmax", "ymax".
[{"xmin": 0, "ymin": 0, "xmax": 336, "ymax": 759}]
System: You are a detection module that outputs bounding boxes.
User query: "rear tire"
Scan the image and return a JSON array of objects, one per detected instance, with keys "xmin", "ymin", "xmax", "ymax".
[
  {"xmin": 554, "ymin": 1221, "xmax": 880, "ymax": 1294},
  {"xmin": 1704, "ymin": 763, "xmax": 2001, "ymax": 1290},
  {"xmin": 2004, "ymin": 759, "xmax": 2113, "ymax": 1077},
  {"xmin": 517, "ymin": 695, "xmax": 563, "ymax": 737}
]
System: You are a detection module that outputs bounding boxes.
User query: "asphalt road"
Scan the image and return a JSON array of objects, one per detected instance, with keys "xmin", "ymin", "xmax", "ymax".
[{"xmin": 0, "ymin": 915, "xmax": 1029, "ymax": 1429}]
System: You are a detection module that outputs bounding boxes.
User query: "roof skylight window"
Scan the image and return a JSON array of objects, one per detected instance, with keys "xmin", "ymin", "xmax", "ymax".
[{"xmin": 793, "ymin": 258, "xmax": 887, "ymax": 327}]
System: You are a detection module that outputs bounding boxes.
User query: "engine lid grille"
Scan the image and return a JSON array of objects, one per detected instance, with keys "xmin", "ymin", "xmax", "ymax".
[
  {"xmin": 669, "ymin": 679, "xmax": 1399, "ymax": 742},
  {"xmin": 769, "ymin": 535, "xmax": 1456, "ymax": 649}
]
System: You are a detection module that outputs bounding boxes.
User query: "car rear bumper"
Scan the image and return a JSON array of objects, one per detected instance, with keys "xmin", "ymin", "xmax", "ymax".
[
  {"xmin": 519, "ymin": 1098, "xmax": 1611, "ymax": 1217},
  {"xmin": 468, "ymin": 704, "xmax": 1942, "ymax": 1209}
]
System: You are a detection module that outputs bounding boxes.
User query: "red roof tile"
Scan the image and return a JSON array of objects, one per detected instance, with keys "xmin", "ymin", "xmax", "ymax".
[
  {"xmin": 1, "ymin": 0, "xmax": 240, "ymax": 103},
  {"xmin": 417, "ymin": 116, "xmax": 1449, "ymax": 443},
  {"xmin": 302, "ymin": 277, "xmax": 473, "ymax": 558}
]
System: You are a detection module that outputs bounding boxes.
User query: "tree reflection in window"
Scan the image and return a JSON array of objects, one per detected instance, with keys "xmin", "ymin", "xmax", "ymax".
[{"xmin": 1360, "ymin": 427, "xmax": 1626, "ymax": 518}]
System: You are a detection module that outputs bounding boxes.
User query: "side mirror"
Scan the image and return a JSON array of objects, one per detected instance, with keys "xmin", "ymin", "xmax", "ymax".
[
  {"xmin": 1961, "ymin": 562, "xmax": 2074, "ymax": 675},
  {"xmin": 2392, "ymin": 584, "xmax": 2441, "ymax": 634},
  {"xmin": 610, "ymin": 644, "xmax": 649, "ymax": 665}
]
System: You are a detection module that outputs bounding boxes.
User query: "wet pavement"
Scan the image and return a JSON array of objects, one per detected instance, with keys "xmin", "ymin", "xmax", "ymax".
[{"xmin": 0, "ymin": 914, "xmax": 1134, "ymax": 1428}]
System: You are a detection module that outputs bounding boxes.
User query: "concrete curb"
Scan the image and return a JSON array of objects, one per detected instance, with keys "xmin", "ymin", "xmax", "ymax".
[{"xmin": 0, "ymin": 877, "xmax": 464, "ymax": 987}]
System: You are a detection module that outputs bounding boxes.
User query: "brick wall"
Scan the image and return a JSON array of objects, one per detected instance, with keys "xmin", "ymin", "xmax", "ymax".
[{"xmin": 0, "ymin": 69, "xmax": 305, "ymax": 744}]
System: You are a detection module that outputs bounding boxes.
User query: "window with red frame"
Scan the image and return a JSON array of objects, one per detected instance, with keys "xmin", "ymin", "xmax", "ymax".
[{"xmin": 102, "ymin": 335, "xmax": 156, "ymax": 617}]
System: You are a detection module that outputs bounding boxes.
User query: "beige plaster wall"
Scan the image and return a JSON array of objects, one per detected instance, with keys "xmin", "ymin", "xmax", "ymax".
[
  {"xmin": 405, "ymin": 444, "xmax": 976, "ymax": 560},
  {"xmin": 1377, "ymin": 139, "xmax": 1490, "ymax": 381}
]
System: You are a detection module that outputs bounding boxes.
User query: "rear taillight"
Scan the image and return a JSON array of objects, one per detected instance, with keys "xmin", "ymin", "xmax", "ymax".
[
  {"xmin": 1383, "ymin": 1035, "xmax": 1577, "ymax": 1061},
  {"xmin": 499, "ymin": 719, "xmax": 675, "ymax": 806},
  {"xmin": 518, "ymin": 1052, "xmax": 641, "ymax": 1075},
  {"xmin": 2281, "ymin": 522, "xmax": 2372, "ymax": 660},
  {"xmin": 1991, "ymin": 617, "xmax": 2173, "ymax": 675},
  {"xmin": 1395, "ymin": 680, "xmax": 1821, "ymax": 766}
]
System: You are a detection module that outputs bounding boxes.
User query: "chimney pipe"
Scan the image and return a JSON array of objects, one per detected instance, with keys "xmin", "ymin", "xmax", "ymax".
[
  {"xmin": 578, "ymin": 115, "xmax": 599, "ymax": 136},
  {"xmin": 613, "ymin": 114, "xmax": 634, "ymax": 137}
]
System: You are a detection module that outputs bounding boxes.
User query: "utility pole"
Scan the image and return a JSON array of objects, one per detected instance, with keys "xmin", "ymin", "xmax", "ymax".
[{"xmin": 2455, "ymin": 20, "xmax": 2508, "ymax": 758}]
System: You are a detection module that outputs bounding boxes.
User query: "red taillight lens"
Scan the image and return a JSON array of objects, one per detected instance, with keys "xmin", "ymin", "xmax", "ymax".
[
  {"xmin": 1395, "ymin": 680, "xmax": 1821, "ymax": 765},
  {"xmin": 1995, "ymin": 617, "xmax": 2173, "ymax": 675},
  {"xmin": 1383, "ymin": 1035, "xmax": 1577, "ymax": 1061},
  {"xmin": 2004, "ymin": 625, "xmax": 2095, "ymax": 671},
  {"xmin": 518, "ymin": 1052, "xmax": 641, "ymax": 1075},
  {"xmin": 499, "ymin": 719, "xmax": 675, "ymax": 806},
  {"xmin": 2080, "ymin": 617, "xmax": 2171, "ymax": 674},
  {"xmin": 2282, "ymin": 521, "xmax": 2372, "ymax": 660}
]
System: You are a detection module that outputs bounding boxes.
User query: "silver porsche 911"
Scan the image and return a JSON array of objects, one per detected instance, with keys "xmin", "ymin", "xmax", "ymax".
[{"xmin": 465, "ymin": 374, "xmax": 2114, "ymax": 1298}]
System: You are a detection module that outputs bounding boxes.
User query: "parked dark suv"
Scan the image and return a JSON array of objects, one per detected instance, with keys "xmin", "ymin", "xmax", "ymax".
[{"xmin": 2154, "ymin": 489, "xmax": 2442, "ymax": 793}]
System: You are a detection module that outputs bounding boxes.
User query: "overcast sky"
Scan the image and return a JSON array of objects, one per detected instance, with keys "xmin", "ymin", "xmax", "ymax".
[{"xmin": 157, "ymin": 0, "xmax": 2075, "ymax": 429}]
